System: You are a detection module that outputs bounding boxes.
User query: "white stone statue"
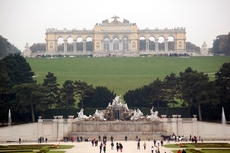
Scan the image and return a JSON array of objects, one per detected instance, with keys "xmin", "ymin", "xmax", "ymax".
[
  {"xmin": 112, "ymin": 95, "xmax": 122, "ymax": 106},
  {"xmin": 130, "ymin": 109, "xmax": 144, "ymax": 120},
  {"xmin": 75, "ymin": 109, "xmax": 90, "ymax": 120},
  {"xmin": 93, "ymin": 109, "xmax": 106, "ymax": 121},
  {"xmin": 146, "ymin": 106, "xmax": 159, "ymax": 121},
  {"xmin": 123, "ymin": 103, "xmax": 129, "ymax": 111}
]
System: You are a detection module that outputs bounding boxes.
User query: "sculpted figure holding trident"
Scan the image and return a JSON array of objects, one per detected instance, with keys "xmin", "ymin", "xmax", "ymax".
[{"xmin": 112, "ymin": 15, "xmax": 119, "ymax": 21}]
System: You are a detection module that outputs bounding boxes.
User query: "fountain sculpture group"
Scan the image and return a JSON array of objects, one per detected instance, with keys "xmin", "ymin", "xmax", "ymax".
[{"xmin": 75, "ymin": 95, "xmax": 160, "ymax": 122}]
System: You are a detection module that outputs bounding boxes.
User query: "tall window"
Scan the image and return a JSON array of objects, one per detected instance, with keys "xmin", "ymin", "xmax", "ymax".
[
  {"xmin": 113, "ymin": 38, "xmax": 119, "ymax": 51},
  {"xmin": 123, "ymin": 37, "xmax": 128, "ymax": 50},
  {"xmin": 103, "ymin": 38, "xmax": 109, "ymax": 51}
]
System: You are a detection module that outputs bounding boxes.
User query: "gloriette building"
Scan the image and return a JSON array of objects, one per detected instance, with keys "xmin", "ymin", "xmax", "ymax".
[{"xmin": 45, "ymin": 16, "xmax": 186, "ymax": 57}]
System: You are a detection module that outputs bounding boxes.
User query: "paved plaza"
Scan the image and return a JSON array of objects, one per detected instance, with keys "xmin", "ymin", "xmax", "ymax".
[
  {"xmin": 1, "ymin": 140, "xmax": 230, "ymax": 153},
  {"xmin": 64, "ymin": 140, "xmax": 175, "ymax": 153}
]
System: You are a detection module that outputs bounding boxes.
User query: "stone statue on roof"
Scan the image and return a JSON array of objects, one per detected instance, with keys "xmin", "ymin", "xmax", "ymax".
[{"xmin": 112, "ymin": 15, "xmax": 119, "ymax": 21}]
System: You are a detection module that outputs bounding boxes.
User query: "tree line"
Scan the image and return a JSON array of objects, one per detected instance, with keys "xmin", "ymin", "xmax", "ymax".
[
  {"xmin": 212, "ymin": 32, "xmax": 230, "ymax": 55},
  {"xmin": 0, "ymin": 54, "xmax": 116, "ymax": 123},
  {"xmin": 0, "ymin": 54, "xmax": 229, "ymax": 124},
  {"xmin": 124, "ymin": 66, "xmax": 230, "ymax": 121},
  {"xmin": 0, "ymin": 36, "xmax": 21, "ymax": 57}
]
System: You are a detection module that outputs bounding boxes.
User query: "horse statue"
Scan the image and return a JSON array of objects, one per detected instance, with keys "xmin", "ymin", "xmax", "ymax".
[
  {"xmin": 75, "ymin": 109, "xmax": 90, "ymax": 120},
  {"xmin": 130, "ymin": 109, "xmax": 144, "ymax": 120},
  {"xmin": 93, "ymin": 109, "xmax": 106, "ymax": 121}
]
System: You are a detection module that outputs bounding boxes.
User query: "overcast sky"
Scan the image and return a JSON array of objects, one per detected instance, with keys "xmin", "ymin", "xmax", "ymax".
[{"xmin": 0, "ymin": 0, "xmax": 230, "ymax": 51}]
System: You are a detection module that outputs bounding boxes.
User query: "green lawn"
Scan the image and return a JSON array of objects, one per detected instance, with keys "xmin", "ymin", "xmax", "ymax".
[
  {"xmin": 165, "ymin": 143, "xmax": 230, "ymax": 153},
  {"xmin": 27, "ymin": 56, "xmax": 230, "ymax": 97},
  {"xmin": 0, "ymin": 144, "xmax": 73, "ymax": 153}
]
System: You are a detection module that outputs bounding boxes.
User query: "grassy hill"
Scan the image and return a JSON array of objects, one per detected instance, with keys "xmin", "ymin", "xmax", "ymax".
[{"xmin": 27, "ymin": 56, "xmax": 230, "ymax": 96}]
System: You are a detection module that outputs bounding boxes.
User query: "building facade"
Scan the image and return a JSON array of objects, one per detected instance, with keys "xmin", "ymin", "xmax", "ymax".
[{"xmin": 45, "ymin": 16, "xmax": 186, "ymax": 57}]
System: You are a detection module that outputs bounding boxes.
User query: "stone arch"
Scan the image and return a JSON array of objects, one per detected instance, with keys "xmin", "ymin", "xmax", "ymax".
[
  {"xmin": 122, "ymin": 36, "xmax": 129, "ymax": 51},
  {"xmin": 57, "ymin": 36, "xmax": 64, "ymax": 52},
  {"xmin": 76, "ymin": 36, "xmax": 83, "ymax": 51},
  {"xmin": 103, "ymin": 35, "xmax": 110, "ymax": 39},
  {"xmin": 112, "ymin": 37, "xmax": 119, "ymax": 51},
  {"xmin": 139, "ymin": 36, "xmax": 146, "ymax": 51},
  {"xmin": 158, "ymin": 36, "xmax": 165, "ymax": 51},
  {"xmin": 103, "ymin": 37, "xmax": 110, "ymax": 51},
  {"xmin": 149, "ymin": 36, "xmax": 155, "ymax": 51},
  {"xmin": 168, "ymin": 36, "xmax": 175, "ymax": 51},
  {"xmin": 67, "ymin": 36, "xmax": 73, "ymax": 52},
  {"xmin": 86, "ymin": 36, "xmax": 93, "ymax": 51},
  {"xmin": 113, "ymin": 35, "xmax": 120, "ymax": 39}
]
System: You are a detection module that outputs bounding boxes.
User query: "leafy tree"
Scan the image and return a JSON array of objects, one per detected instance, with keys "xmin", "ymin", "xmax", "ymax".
[
  {"xmin": 124, "ymin": 85, "xmax": 152, "ymax": 107},
  {"xmin": 74, "ymin": 80, "xmax": 94, "ymax": 109},
  {"xmin": 124, "ymin": 88, "xmax": 141, "ymax": 107},
  {"xmin": 212, "ymin": 33, "xmax": 230, "ymax": 55},
  {"xmin": 42, "ymin": 72, "xmax": 60, "ymax": 108},
  {"xmin": 186, "ymin": 42, "xmax": 200, "ymax": 52},
  {"xmin": 0, "ymin": 60, "xmax": 11, "ymax": 124},
  {"xmin": 149, "ymin": 78, "xmax": 166, "ymax": 108},
  {"xmin": 60, "ymin": 80, "xmax": 75, "ymax": 108},
  {"xmin": 13, "ymin": 83, "xmax": 47, "ymax": 122},
  {"xmin": 2, "ymin": 54, "xmax": 35, "ymax": 85},
  {"xmin": 124, "ymin": 79, "xmax": 168, "ymax": 108},
  {"xmin": 30, "ymin": 43, "xmax": 46, "ymax": 53},
  {"xmin": 83, "ymin": 86, "xmax": 116, "ymax": 108},
  {"xmin": 215, "ymin": 62, "xmax": 230, "ymax": 119},
  {"xmin": 163, "ymin": 73, "xmax": 180, "ymax": 107},
  {"xmin": 179, "ymin": 68, "xmax": 211, "ymax": 120},
  {"xmin": 0, "ymin": 54, "xmax": 35, "ymax": 123},
  {"xmin": 0, "ymin": 36, "xmax": 21, "ymax": 57}
]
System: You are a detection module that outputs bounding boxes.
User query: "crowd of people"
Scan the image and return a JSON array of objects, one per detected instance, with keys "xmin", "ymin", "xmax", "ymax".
[{"xmin": 62, "ymin": 134, "xmax": 195, "ymax": 153}]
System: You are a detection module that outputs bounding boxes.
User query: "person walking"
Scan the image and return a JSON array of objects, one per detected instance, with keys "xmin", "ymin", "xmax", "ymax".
[
  {"xmin": 116, "ymin": 142, "xmax": 119, "ymax": 152},
  {"xmin": 99, "ymin": 143, "xmax": 103, "ymax": 153},
  {"xmin": 111, "ymin": 142, "xmax": 114, "ymax": 150},
  {"xmin": 103, "ymin": 144, "xmax": 106, "ymax": 153},
  {"xmin": 182, "ymin": 149, "xmax": 186, "ymax": 153},
  {"xmin": 143, "ymin": 142, "xmax": 146, "ymax": 150},
  {"xmin": 151, "ymin": 146, "xmax": 155, "ymax": 153},
  {"xmin": 137, "ymin": 141, "xmax": 140, "ymax": 149},
  {"xmin": 119, "ymin": 143, "xmax": 123, "ymax": 152}
]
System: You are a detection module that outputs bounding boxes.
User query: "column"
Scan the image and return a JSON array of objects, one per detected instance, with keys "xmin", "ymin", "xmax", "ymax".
[
  {"xmin": 184, "ymin": 40, "xmax": 186, "ymax": 51},
  {"xmin": 46, "ymin": 42, "xmax": 48, "ymax": 52},
  {"xmin": 64, "ymin": 40, "xmax": 67, "ymax": 53},
  {"xmin": 165, "ymin": 39, "xmax": 168, "ymax": 52},
  {"xmin": 73, "ymin": 40, "xmax": 77, "ymax": 52},
  {"xmin": 55, "ymin": 40, "xmax": 58, "ymax": 52},
  {"xmin": 174, "ymin": 39, "xmax": 177, "ymax": 51},
  {"xmin": 119, "ymin": 40, "xmax": 122, "ymax": 51},
  {"xmin": 146, "ymin": 39, "xmax": 149, "ymax": 51},
  {"xmin": 83, "ymin": 40, "xmax": 86, "ymax": 52},
  {"xmin": 138, "ymin": 40, "xmax": 140, "ymax": 51},
  {"xmin": 92, "ymin": 41, "xmax": 94, "ymax": 52},
  {"xmin": 155, "ymin": 39, "xmax": 159, "ymax": 52},
  {"xmin": 129, "ymin": 40, "xmax": 131, "ymax": 51},
  {"xmin": 110, "ymin": 40, "xmax": 113, "ymax": 51}
]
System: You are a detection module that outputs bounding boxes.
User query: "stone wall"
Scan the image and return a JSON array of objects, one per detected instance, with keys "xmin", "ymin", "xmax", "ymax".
[{"xmin": 0, "ymin": 117, "xmax": 230, "ymax": 142}]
